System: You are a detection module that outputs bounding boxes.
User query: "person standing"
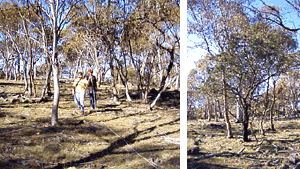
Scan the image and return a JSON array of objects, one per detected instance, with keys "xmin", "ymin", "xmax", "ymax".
[
  {"xmin": 87, "ymin": 69, "xmax": 97, "ymax": 109},
  {"xmin": 73, "ymin": 72, "xmax": 88, "ymax": 114}
]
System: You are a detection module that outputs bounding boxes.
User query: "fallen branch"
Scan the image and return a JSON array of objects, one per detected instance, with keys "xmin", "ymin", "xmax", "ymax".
[
  {"xmin": 272, "ymin": 144, "xmax": 279, "ymax": 153},
  {"xmin": 237, "ymin": 147, "xmax": 245, "ymax": 154},
  {"xmin": 258, "ymin": 138, "xmax": 265, "ymax": 146},
  {"xmin": 245, "ymin": 138, "xmax": 265, "ymax": 147},
  {"xmin": 193, "ymin": 147, "xmax": 245, "ymax": 160},
  {"xmin": 82, "ymin": 120, "xmax": 106, "ymax": 130},
  {"xmin": 163, "ymin": 137, "xmax": 180, "ymax": 145},
  {"xmin": 0, "ymin": 124, "xmax": 39, "ymax": 135}
]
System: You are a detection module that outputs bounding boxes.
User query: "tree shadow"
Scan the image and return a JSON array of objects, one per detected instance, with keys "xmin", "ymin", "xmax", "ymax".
[
  {"xmin": 187, "ymin": 160, "xmax": 237, "ymax": 169},
  {"xmin": 50, "ymin": 118, "xmax": 180, "ymax": 169},
  {"xmin": 0, "ymin": 82, "xmax": 24, "ymax": 86},
  {"xmin": 0, "ymin": 117, "xmax": 116, "ymax": 147},
  {"xmin": 112, "ymin": 147, "xmax": 180, "ymax": 155},
  {"xmin": 86, "ymin": 109, "xmax": 149, "ymax": 123}
]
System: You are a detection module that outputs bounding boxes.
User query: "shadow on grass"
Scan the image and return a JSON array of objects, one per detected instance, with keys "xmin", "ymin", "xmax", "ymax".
[
  {"xmin": 0, "ymin": 82, "xmax": 24, "ymax": 86},
  {"xmin": 112, "ymin": 147, "xmax": 180, "ymax": 155},
  {"xmin": 0, "ymin": 103, "xmax": 18, "ymax": 108},
  {"xmin": 0, "ymin": 117, "xmax": 179, "ymax": 168},
  {"xmin": 95, "ymin": 110, "xmax": 148, "ymax": 123},
  {"xmin": 188, "ymin": 158, "xmax": 236, "ymax": 169},
  {"xmin": 50, "ymin": 118, "xmax": 180, "ymax": 169}
]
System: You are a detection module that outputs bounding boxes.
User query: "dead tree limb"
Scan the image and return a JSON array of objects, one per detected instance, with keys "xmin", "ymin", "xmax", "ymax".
[
  {"xmin": 193, "ymin": 147, "xmax": 245, "ymax": 160},
  {"xmin": 244, "ymin": 138, "xmax": 265, "ymax": 147}
]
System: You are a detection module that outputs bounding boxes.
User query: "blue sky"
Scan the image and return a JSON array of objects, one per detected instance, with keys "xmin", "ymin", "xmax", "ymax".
[{"xmin": 187, "ymin": 0, "xmax": 300, "ymax": 72}]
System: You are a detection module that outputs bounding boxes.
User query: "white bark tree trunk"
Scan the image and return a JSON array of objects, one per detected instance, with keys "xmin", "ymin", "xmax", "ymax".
[{"xmin": 50, "ymin": 0, "xmax": 60, "ymax": 126}]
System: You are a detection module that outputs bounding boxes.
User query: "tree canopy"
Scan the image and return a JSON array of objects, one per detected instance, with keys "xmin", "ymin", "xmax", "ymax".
[{"xmin": 188, "ymin": 0, "xmax": 300, "ymax": 141}]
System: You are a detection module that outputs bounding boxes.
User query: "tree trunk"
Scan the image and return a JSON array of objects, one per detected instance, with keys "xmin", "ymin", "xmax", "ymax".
[
  {"xmin": 270, "ymin": 79, "xmax": 276, "ymax": 131},
  {"xmin": 236, "ymin": 100, "xmax": 243, "ymax": 123},
  {"xmin": 23, "ymin": 60, "xmax": 28, "ymax": 94},
  {"xmin": 175, "ymin": 75, "xmax": 179, "ymax": 90},
  {"xmin": 148, "ymin": 75, "xmax": 171, "ymax": 110},
  {"xmin": 217, "ymin": 100, "xmax": 222, "ymax": 118},
  {"xmin": 16, "ymin": 57, "xmax": 21, "ymax": 81},
  {"xmin": 242, "ymin": 105, "xmax": 250, "ymax": 142},
  {"xmin": 34, "ymin": 63, "xmax": 37, "ymax": 79},
  {"xmin": 115, "ymin": 62, "xmax": 132, "ymax": 102},
  {"xmin": 30, "ymin": 71, "xmax": 36, "ymax": 97},
  {"xmin": 149, "ymin": 89, "xmax": 164, "ymax": 110},
  {"xmin": 109, "ymin": 57, "xmax": 118, "ymax": 102},
  {"xmin": 40, "ymin": 63, "xmax": 52, "ymax": 98},
  {"xmin": 27, "ymin": 44, "xmax": 33, "ymax": 97},
  {"xmin": 73, "ymin": 57, "xmax": 80, "ymax": 79},
  {"xmin": 222, "ymin": 70, "xmax": 232, "ymax": 138},
  {"xmin": 95, "ymin": 48, "xmax": 102, "ymax": 87},
  {"xmin": 149, "ymin": 47, "xmax": 175, "ymax": 110},
  {"xmin": 125, "ymin": 82, "xmax": 132, "ymax": 102},
  {"xmin": 261, "ymin": 76, "xmax": 271, "ymax": 135},
  {"xmin": 28, "ymin": 70, "xmax": 33, "ymax": 97},
  {"xmin": 143, "ymin": 74, "xmax": 150, "ymax": 102},
  {"xmin": 50, "ymin": 1, "xmax": 60, "ymax": 126},
  {"xmin": 174, "ymin": 62, "xmax": 179, "ymax": 90},
  {"xmin": 8, "ymin": 65, "xmax": 12, "ymax": 80},
  {"xmin": 51, "ymin": 62, "xmax": 60, "ymax": 126},
  {"xmin": 207, "ymin": 96, "xmax": 211, "ymax": 121},
  {"xmin": 13, "ymin": 61, "xmax": 17, "ymax": 81},
  {"xmin": 260, "ymin": 117, "xmax": 265, "ymax": 135},
  {"xmin": 214, "ymin": 100, "xmax": 218, "ymax": 122},
  {"xmin": 143, "ymin": 89, "xmax": 149, "ymax": 102}
]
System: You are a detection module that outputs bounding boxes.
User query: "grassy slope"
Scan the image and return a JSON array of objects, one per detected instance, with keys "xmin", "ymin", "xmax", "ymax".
[
  {"xmin": 0, "ymin": 79, "xmax": 180, "ymax": 169},
  {"xmin": 188, "ymin": 118, "xmax": 300, "ymax": 169}
]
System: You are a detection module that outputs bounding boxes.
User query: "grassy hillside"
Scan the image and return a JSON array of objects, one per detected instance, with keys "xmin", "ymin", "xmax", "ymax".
[
  {"xmin": 0, "ymin": 79, "xmax": 180, "ymax": 169},
  {"xmin": 188, "ymin": 118, "xmax": 300, "ymax": 169}
]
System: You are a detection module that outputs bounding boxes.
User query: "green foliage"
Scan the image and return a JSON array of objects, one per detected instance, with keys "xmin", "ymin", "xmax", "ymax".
[{"xmin": 188, "ymin": 1, "xmax": 299, "ymax": 140}]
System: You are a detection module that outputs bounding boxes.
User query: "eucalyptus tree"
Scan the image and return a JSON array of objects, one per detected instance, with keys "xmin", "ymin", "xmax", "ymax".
[
  {"xmin": 72, "ymin": 0, "xmax": 125, "ymax": 102},
  {"xmin": 69, "ymin": 0, "xmax": 179, "ymax": 105},
  {"xmin": 21, "ymin": 0, "xmax": 80, "ymax": 126},
  {"xmin": 187, "ymin": 68, "xmax": 202, "ymax": 118},
  {"xmin": 123, "ymin": 10, "xmax": 160, "ymax": 101},
  {"xmin": 48, "ymin": 0, "xmax": 81, "ymax": 126},
  {"xmin": 0, "ymin": 2, "xmax": 20, "ymax": 80},
  {"xmin": 188, "ymin": 0, "xmax": 298, "ymax": 141},
  {"xmin": 253, "ymin": 0, "xmax": 300, "ymax": 32},
  {"xmin": 13, "ymin": 1, "xmax": 43, "ymax": 97},
  {"xmin": 63, "ymin": 31, "xmax": 86, "ymax": 78},
  {"xmin": 1, "ymin": 0, "xmax": 80, "ymax": 124},
  {"xmin": 188, "ymin": 0, "xmax": 249, "ymax": 139},
  {"xmin": 139, "ymin": 0, "xmax": 180, "ymax": 109},
  {"xmin": 0, "ymin": 3, "xmax": 22, "ymax": 80},
  {"xmin": 225, "ymin": 22, "xmax": 297, "ymax": 141},
  {"xmin": 0, "ymin": 2, "xmax": 37, "ymax": 95},
  {"xmin": 199, "ymin": 52, "xmax": 233, "ymax": 135},
  {"xmin": 276, "ymin": 71, "xmax": 300, "ymax": 118}
]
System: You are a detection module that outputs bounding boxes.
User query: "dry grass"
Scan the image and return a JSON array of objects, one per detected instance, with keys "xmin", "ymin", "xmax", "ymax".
[
  {"xmin": 188, "ymin": 118, "xmax": 300, "ymax": 169},
  {"xmin": 0, "ymin": 79, "xmax": 180, "ymax": 169}
]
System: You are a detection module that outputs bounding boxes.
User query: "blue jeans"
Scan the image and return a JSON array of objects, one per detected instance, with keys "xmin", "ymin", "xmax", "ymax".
[
  {"xmin": 89, "ymin": 89, "xmax": 97, "ymax": 109},
  {"xmin": 74, "ymin": 91, "xmax": 85, "ymax": 111}
]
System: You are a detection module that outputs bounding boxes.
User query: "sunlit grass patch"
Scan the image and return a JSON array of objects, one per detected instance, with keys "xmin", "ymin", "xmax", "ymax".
[{"xmin": 0, "ymin": 79, "xmax": 179, "ymax": 168}]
